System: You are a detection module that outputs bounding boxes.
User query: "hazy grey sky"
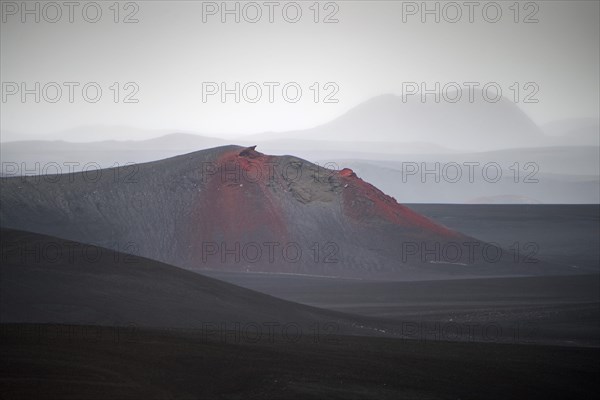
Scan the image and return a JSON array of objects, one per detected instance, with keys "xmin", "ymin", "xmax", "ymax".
[{"xmin": 1, "ymin": 0, "xmax": 599, "ymax": 140}]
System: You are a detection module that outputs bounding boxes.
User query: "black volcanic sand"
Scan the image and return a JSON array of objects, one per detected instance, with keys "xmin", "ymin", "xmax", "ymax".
[
  {"xmin": 406, "ymin": 204, "xmax": 600, "ymax": 271},
  {"xmin": 1, "ymin": 324, "xmax": 599, "ymax": 400},
  {"xmin": 204, "ymin": 203, "xmax": 600, "ymax": 346},
  {"xmin": 1, "ymin": 216, "xmax": 599, "ymax": 398},
  {"xmin": 0, "ymin": 228, "xmax": 381, "ymax": 337},
  {"xmin": 203, "ymin": 272, "xmax": 600, "ymax": 347}
]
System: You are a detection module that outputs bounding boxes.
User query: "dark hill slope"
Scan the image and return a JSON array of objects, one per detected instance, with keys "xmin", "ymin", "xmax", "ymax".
[
  {"xmin": 0, "ymin": 228, "xmax": 373, "ymax": 334},
  {"xmin": 0, "ymin": 146, "xmax": 569, "ymax": 279}
]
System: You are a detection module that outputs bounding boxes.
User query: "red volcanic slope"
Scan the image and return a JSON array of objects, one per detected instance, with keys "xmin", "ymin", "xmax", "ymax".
[
  {"xmin": 0, "ymin": 144, "xmax": 563, "ymax": 278},
  {"xmin": 338, "ymin": 168, "xmax": 459, "ymax": 237},
  {"xmin": 0, "ymin": 144, "xmax": 471, "ymax": 277},
  {"xmin": 200, "ymin": 147, "xmax": 459, "ymax": 243},
  {"xmin": 198, "ymin": 147, "xmax": 289, "ymax": 244}
]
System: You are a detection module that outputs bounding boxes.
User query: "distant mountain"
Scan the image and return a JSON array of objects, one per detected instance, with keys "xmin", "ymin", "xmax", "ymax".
[
  {"xmin": 331, "ymin": 146, "xmax": 600, "ymax": 204},
  {"xmin": 1, "ymin": 133, "xmax": 229, "ymax": 172},
  {"xmin": 246, "ymin": 93, "xmax": 547, "ymax": 151},
  {"xmin": 0, "ymin": 145, "xmax": 572, "ymax": 279},
  {"xmin": 2, "ymin": 93, "xmax": 557, "ymax": 155},
  {"xmin": 1, "ymin": 125, "xmax": 172, "ymax": 143}
]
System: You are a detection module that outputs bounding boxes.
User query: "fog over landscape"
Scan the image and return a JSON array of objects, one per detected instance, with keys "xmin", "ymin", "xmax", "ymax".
[
  {"xmin": 1, "ymin": 1, "xmax": 599, "ymax": 399},
  {"xmin": 3, "ymin": 92, "xmax": 598, "ymax": 203},
  {"xmin": 2, "ymin": 0, "xmax": 599, "ymax": 204}
]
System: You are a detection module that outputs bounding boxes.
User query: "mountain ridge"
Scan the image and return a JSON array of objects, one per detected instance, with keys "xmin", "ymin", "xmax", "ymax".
[{"xmin": 0, "ymin": 145, "xmax": 576, "ymax": 279}]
